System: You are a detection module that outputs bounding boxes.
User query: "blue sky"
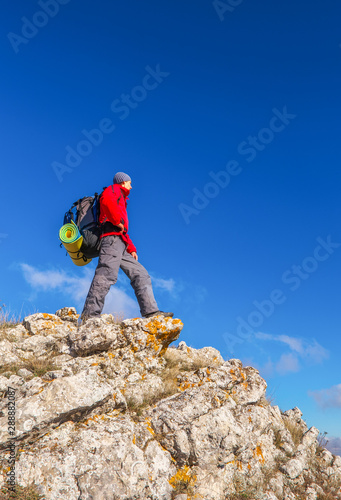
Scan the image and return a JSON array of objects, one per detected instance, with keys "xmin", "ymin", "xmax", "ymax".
[{"xmin": 1, "ymin": 0, "xmax": 340, "ymax": 452}]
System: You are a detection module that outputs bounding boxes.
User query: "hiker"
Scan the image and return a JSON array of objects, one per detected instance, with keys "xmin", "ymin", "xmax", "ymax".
[{"xmin": 81, "ymin": 172, "xmax": 173, "ymax": 321}]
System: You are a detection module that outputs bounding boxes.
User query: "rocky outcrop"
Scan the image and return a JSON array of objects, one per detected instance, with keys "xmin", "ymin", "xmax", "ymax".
[{"xmin": 0, "ymin": 308, "xmax": 340, "ymax": 500}]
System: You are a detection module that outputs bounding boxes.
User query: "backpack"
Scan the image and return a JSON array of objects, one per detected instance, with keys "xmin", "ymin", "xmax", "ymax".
[{"xmin": 63, "ymin": 190, "xmax": 105, "ymax": 259}]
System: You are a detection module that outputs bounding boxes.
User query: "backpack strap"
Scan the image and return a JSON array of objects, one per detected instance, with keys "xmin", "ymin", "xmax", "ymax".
[
  {"xmin": 111, "ymin": 185, "xmax": 122, "ymax": 206},
  {"xmin": 63, "ymin": 210, "xmax": 74, "ymax": 225}
]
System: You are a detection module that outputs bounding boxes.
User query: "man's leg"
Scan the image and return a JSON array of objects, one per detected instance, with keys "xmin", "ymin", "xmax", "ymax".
[
  {"xmin": 119, "ymin": 249, "xmax": 159, "ymax": 317},
  {"xmin": 81, "ymin": 235, "xmax": 125, "ymax": 318}
]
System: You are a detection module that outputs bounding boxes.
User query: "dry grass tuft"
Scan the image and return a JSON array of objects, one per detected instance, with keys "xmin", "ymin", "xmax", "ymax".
[
  {"xmin": 273, "ymin": 429, "xmax": 283, "ymax": 450},
  {"xmin": 0, "ymin": 356, "xmax": 58, "ymax": 378},
  {"xmin": 257, "ymin": 395, "xmax": 271, "ymax": 407},
  {"xmin": 283, "ymin": 418, "xmax": 304, "ymax": 447},
  {"xmin": 316, "ymin": 431, "xmax": 329, "ymax": 454},
  {"xmin": 21, "ymin": 357, "xmax": 58, "ymax": 377},
  {"xmin": 126, "ymin": 354, "xmax": 212, "ymax": 417},
  {"xmin": 229, "ymin": 472, "xmax": 264, "ymax": 500},
  {"xmin": 0, "ymin": 484, "xmax": 44, "ymax": 500},
  {"xmin": 105, "ymin": 311, "xmax": 125, "ymax": 324},
  {"xmin": 0, "ymin": 303, "xmax": 21, "ymax": 338}
]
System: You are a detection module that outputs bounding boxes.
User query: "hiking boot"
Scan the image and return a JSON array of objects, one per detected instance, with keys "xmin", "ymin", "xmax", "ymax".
[{"xmin": 144, "ymin": 310, "xmax": 174, "ymax": 319}]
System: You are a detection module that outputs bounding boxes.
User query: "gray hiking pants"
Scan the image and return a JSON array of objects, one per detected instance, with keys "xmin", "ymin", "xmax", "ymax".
[{"xmin": 81, "ymin": 235, "xmax": 158, "ymax": 318}]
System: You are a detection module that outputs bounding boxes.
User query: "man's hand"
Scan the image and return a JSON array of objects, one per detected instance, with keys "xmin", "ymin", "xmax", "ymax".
[
  {"xmin": 131, "ymin": 252, "xmax": 138, "ymax": 261},
  {"xmin": 117, "ymin": 223, "xmax": 125, "ymax": 233}
]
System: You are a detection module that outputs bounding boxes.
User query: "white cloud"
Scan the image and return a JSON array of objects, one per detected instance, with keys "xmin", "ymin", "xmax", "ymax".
[
  {"xmin": 309, "ymin": 384, "xmax": 341, "ymax": 409},
  {"xmin": 255, "ymin": 332, "xmax": 274, "ymax": 341},
  {"xmin": 304, "ymin": 341, "xmax": 329, "ymax": 364},
  {"xmin": 19, "ymin": 263, "xmax": 187, "ymax": 319},
  {"xmin": 277, "ymin": 335, "xmax": 304, "ymax": 354},
  {"xmin": 276, "ymin": 353, "xmax": 300, "ymax": 375},
  {"xmin": 245, "ymin": 358, "xmax": 274, "ymax": 378},
  {"xmin": 150, "ymin": 276, "xmax": 176, "ymax": 294},
  {"xmin": 19, "ymin": 263, "xmax": 138, "ymax": 318},
  {"xmin": 253, "ymin": 331, "xmax": 329, "ymax": 376},
  {"xmin": 150, "ymin": 274, "xmax": 207, "ymax": 304},
  {"xmin": 20, "ymin": 263, "xmax": 80, "ymax": 290},
  {"xmin": 326, "ymin": 436, "xmax": 341, "ymax": 457}
]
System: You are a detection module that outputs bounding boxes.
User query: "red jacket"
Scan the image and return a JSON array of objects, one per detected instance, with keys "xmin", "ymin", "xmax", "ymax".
[{"xmin": 99, "ymin": 184, "xmax": 136, "ymax": 254}]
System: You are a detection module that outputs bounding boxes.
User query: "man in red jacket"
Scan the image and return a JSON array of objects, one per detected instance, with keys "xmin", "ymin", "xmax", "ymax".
[{"xmin": 81, "ymin": 172, "xmax": 173, "ymax": 321}]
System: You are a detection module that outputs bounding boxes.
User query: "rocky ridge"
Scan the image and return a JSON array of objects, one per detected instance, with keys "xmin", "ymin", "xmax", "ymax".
[{"xmin": 0, "ymin": 308, "xmax": 340, "ymax": 500}]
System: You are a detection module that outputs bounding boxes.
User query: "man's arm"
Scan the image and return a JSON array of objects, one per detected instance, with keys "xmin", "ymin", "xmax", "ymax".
[
  {"xmin": 124, "ymin": 232, "xmax": 137, "ymax": 255},
  {"xmin": 100, "ymin": 187, "xmax": 122, "ymax": 226}
]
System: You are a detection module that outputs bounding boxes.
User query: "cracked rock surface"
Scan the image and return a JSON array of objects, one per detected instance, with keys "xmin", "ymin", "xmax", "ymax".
[{"xmin": 0, "ymin": 308, "xmax": 340, "ymax": 500}]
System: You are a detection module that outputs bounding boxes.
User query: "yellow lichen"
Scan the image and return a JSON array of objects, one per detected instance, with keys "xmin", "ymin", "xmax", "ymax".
[
  {"xmin": 172, "ymin": 319, "xmax": 183, "ymax": 325},
  {"xmin": 169, "ymin": 464, "xmax": 197, "ymax": 493},
  {"xmin": 253, "ymin": 445, "xmax": 265, "ymax": 465},
  {"xmin": 179, "ymin": 381, "xmax": 195, "ymax": 391},
  {"xmin": 145, "ymin": 418, "xmax": 155, "ymax": 435}
]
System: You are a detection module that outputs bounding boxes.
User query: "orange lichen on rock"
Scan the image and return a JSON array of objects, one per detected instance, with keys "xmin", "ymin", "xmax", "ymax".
[
  {"xmin": 82, "ymin": 414, "xmax": 100, "ymax": 426},
  {"xmin": 214, "ymin": 395, "xmax": 221, "ymax": 405},
  {"xmin": 144, "ymin": 319, "xmax": 166, "ymax": 335},
  {"xmin": 172, "ymin": 319, "xmax": 183, "ymax": 325},
  {"xmin": 145, "ymin": 418, "xmax": 155, "ymax": 436},
  {"xmin": 253, "ymin": 445, "xmax": 265, "ymax": 465},
  {"xmin": 169, "ymin": 464, "xmax": 197, "ymax": 492},
  {"xmin": 179, "ymin": 381, "xmax": 196, "ymax": 392},
  {"xmin": 142, "ymin": 318, "xmax": 183, "ymax": 354},
  {"xmin": 145, "ymin": 333, "xmax": 162, "ymax": 352}
]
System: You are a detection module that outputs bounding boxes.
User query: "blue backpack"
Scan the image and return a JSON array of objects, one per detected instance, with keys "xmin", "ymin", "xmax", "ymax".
[{"xmin": 63, "ymin": 191, "xmax": 104, "ymax": 259}]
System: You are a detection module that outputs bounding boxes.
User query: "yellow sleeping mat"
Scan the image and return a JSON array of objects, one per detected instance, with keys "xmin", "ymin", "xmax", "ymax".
[{"xmin": 59, "ymin": 221, "xmax": 91, "ymax": 266}]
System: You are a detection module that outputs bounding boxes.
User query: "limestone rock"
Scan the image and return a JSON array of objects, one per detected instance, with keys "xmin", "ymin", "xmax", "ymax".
[
  {"xmin": 0, "ymin": 370, "xmax": 114, "ymax": 446},
  {"xmin": 17, "ymin": 368, "xmax": 34, "ymax": 379},
  {"xmin": 0, "ymin": 339, "xmax": 21, "ymax": 366},
  {"xmin": 281, "ymin": 456, "xmax": 307, "ymax": 479},
  {"xmin": 55, "ymin": 306, "xmax": 79, "ymax": 323},
  {"xmin": 0, "ymin": 310, "xmax": 340, "ymax": 500},
  {"xmin": 68, "ymin": 316, "xmax": 126, "ymax": 356},
  {"xmin": 22, "ymin": 312, "xmax": 76, "ymax": 337},
  {"xmin": 165, "ymin": 344, "xmax": 224, "ymax": 370}
]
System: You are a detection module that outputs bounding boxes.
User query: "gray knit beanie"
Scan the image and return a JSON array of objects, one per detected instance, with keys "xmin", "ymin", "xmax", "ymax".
[{"xmin": 113, "ymin": 172, "xmax": 131, "ymax": 184}]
